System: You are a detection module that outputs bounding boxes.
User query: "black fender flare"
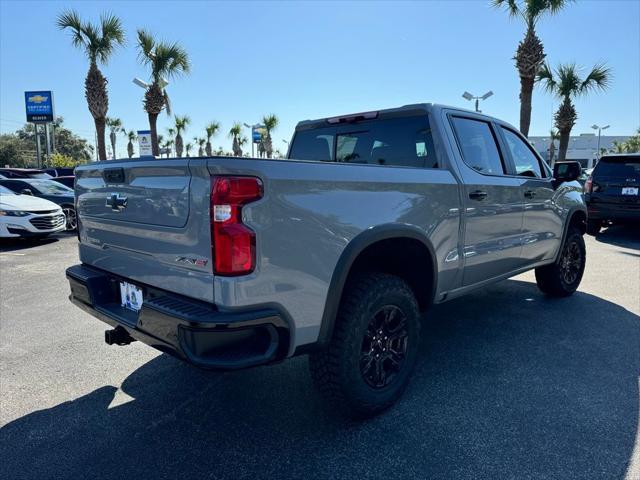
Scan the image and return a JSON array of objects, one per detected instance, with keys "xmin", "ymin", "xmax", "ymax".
[
  {"xmin": 554, "ymin": 206, "xmax": 587, "ymax": 263},
  {"xmin": 314, "ymin": 224, "xmax": 438, "ymax": 349}
]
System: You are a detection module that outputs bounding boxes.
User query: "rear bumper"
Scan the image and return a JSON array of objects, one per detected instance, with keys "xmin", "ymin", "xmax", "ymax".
[
  {"xmin": 66, "ymin": 264, "xmax": 289, "ymax": 370},
  {"xmin": 586, "ymin": 200, "xmax": 640, "ymax": 222}
]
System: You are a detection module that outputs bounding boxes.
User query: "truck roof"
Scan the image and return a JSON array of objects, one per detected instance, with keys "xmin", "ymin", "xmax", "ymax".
[{"xmin": 294, "ymin": 103, "xmax": 500, "ymax": 131}]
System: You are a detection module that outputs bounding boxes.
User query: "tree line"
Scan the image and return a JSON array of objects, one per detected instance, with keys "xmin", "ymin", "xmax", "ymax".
[{"xmin": 57, "ymin": 10, "xmax": 281, "ymax": 161}]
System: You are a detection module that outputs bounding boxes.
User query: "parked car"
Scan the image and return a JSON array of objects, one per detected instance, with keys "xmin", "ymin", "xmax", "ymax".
[
  {"xmin": 578, "ymin": 167, "xmax": 593, "ymax": 186},
  {"xmin": 0, "ymin": 185, "xmax": 66, "ymax": 238},
  {"xmin": 0, "ymin": 178, "xmax": 76, "ymax": 230},
  {"xmin": 44, "ymin": 167, "xmax": 76, "ymax": 178},
  {"xmin": 52, "ymin": 176, "xmax": 75, "ymax": 189},
  {"xmin": 66, "ymin": 103, "xmax": 585, "ymax": 417},
  {"xmin": 585, "ymin": 154, "xmax": 640, "ymax": 235},
  {"xmin": 0, "ymin": 168, "xmax": 53, "ymax": 179}
]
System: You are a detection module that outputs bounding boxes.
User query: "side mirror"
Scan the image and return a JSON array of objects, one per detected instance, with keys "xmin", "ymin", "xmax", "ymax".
[
  {"xmin": 20, "ymin": 188, "xmax": 33, "ymax": 196},
  {"xmin": 553, "ymin": 161, "xmax": 581, "ymax": 183}
]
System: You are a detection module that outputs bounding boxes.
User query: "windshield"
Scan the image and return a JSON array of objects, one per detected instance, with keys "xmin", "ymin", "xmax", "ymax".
[
  {"xmin": 595, "ymin": 156, "xmax": 640, "ymax": 177},
  {"xmin": 27, "ymin": 180, "xmax": 73, "ymax": 195},
  {"xmin": 0, "ymin": 185, "xmax": 15, "ymax": 195},
  {"xmin": 28, "ymin": 173, "xmax": 53, "ymax": 179}
]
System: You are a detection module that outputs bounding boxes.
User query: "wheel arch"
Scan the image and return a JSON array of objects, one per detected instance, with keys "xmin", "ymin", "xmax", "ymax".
[
  {"xmin": 554, "ymin": 207, "xmax": 587, "ymax": 262},
  {"xmin": 314, "ymin": 224, "xmax": 438, "ymax": 350}
]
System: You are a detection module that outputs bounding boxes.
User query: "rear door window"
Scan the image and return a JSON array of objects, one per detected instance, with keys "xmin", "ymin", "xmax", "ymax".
[
  {"xmin": 290, "ymin": 116, "xmax": 438, "ymax": 169},
  {"xmin": 450, "ymin": 117, "xmax": 505, "ymax": 175}
]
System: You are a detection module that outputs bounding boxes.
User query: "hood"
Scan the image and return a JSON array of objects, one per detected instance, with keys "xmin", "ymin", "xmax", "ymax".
[{"xmin": 0, "ymin": 194, "xmax": 62, "ymax": 212}]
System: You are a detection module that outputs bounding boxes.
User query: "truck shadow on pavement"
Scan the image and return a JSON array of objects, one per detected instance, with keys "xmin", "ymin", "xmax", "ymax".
[
  {"xmin": 2, "ymin": 279, "xmax": 639, "ymax": 480},
  {"xmin": 594, "ymin": 224, "xmax": 640, "ymax": 250}
]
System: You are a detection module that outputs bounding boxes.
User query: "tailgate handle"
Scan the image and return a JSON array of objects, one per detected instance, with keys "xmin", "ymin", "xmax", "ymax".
[{"xmin": 103, "ymin": 168, "xmax": 125, "ymax": 184}]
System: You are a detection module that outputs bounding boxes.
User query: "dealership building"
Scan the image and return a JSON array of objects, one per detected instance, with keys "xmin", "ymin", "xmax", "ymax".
[{"xmin": 528, "ymin": 134, "xmax": 631, "ymax": 169}]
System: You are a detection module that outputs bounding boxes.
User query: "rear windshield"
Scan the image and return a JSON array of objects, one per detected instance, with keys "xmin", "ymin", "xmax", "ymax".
[
  {"xmin": 594, "ymin": 156, "xmax": 640, "ymax": 177},
  {"xmin": 289, "ymin": 116, "xmax": 438, "ymax": 168}
]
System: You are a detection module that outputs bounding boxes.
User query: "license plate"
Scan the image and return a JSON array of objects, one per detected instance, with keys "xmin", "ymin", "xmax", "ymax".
[
  {"xmin": 622, "ymin": 187, "xmax": 639, "ymax": 195},
  {"xmin": 120, "ymin": 281, "xmax": 143, "ymax": 312}
]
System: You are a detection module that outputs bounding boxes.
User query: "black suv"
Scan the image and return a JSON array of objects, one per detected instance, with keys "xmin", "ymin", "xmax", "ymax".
[{"xmin": 585, "ymin": 154, "xmax": 640, "ymax": 235}]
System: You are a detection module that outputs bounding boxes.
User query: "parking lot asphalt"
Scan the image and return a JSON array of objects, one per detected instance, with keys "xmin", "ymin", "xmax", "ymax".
[{"xmin": 1, "ymin": 227, "xmax": 639, "ymax": 480}]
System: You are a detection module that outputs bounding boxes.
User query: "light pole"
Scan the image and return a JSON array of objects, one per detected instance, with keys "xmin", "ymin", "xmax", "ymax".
[
  {"xmin": 591, "ymin": 124, "xmax": 610, "ymax": 162},
  {"xmin": 462, "ymin": 90, "xmax": 493, "ymax": 113}
]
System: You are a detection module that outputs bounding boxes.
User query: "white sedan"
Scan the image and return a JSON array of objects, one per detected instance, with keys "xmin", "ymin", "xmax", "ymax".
[{"xmin": 0, "ymin": 185, "xmax": 66, "ymax": 238}]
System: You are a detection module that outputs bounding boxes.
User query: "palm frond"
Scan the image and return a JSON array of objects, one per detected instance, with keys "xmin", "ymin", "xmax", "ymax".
[
  {"xmin": 56, "ymin": 10, "xmax": 86, "ymax": 49},
  {"xmin": 579, "ymin": 62, "xmax": 611, "ymax": 95},
  {"xmin": 536, "ymin": 62, "xmax": 557, "ymax": 94},
  {"xmin": 262, "ymin": 114, "xmax": 279, "ymax": 132},
  {"xmin": 492, "ymin": 0, "xmax": 521, "ymax": 18},
  {"xmin": 136, "ymin": 29, "xmax": 155, "ymax": 66}
]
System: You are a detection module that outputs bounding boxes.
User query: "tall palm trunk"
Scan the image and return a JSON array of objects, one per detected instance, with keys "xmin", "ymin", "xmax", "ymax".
[
  {"xmin": 198, "ymin": 145, "xmax": 204, "ymax": 156},
  {"xmin": 110, "ymin": 131, "xmax": 117, "ymax": 159},
  {"xmin": 555, "ymin": 98, "xmax": 577, "ymax": 162},
  {"xmin": 265, "ymin": 134, "xmax": 273, "ymax": 158},
  {"xmin": 175, "ymin": 133, "xmax": 183, "ymax": 157},
  {"xmin": 548, "ymin": 140, "xmax": 556, "ymax": 166},
  {"xmin": 127, "ymin": 140, "xmax": 134, "ymax": 158},
  {"xmin": 515, "ymin": 28, "xmax": 545, "ymax": 137},
  {"xmin": 206, "ymin": 141, "xmax": 212, "ymax": 156},
  {"xmin": 144, "ymin": 83, "xmax": 165, "ymax": 156},
  {"xmin": 85, "ymin": 61, "xmax": 109, "ymax": 160},
  {"xmin": 148, "ymin": 113, "xmax": 160, "ymax": 156}
]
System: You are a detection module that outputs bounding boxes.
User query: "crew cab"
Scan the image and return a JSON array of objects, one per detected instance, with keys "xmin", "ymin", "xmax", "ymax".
[{"xmin": 66, "ymin": 104, "xmax": 586, "ymax": 417}]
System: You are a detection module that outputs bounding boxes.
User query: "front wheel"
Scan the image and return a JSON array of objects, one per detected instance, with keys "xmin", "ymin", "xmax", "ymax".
[
  {"xmin": 62, "ymin": 206, "xmax": 77, "ymax": 231},
  {"xmin": 535, "ymin": 227, "xmax": 586, "ymax": 297},
  {"xmin": 309, "ymin": 273, "xmax": 421, "ymax": 418}
]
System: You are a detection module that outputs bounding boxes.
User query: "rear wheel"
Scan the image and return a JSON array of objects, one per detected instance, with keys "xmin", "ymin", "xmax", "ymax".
[
  {"xmin": 309, "ymin": 273, "xmax": 421, "ymax": 418},
  {"xmin": 586, "ymin": 219, "xmax": 601, "ymax": 236},
  {"xmin": 535, "ymin": 227, "xmax": 586, "ymax": 297}
]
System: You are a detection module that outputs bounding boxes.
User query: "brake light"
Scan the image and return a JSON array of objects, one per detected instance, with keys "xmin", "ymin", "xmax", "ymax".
[
  {"xmin": 210, "ymin": 176, "xmax": 263, "ymax": 275},
  {"xmin": 584, "ymin": 176, "xmax": 593, "ymax": 193}
]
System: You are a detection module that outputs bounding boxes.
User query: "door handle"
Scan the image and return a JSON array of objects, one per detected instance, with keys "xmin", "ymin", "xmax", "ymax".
[
  {"xmin": 524, "ymin": 190, "xmax": 536, "ymax": 199},
  {"xmin": 469, "ymin": 190, "xmax": 488, "ymax": 201}
]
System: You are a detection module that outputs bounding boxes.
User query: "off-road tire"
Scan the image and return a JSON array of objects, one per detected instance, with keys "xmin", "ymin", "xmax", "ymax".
[
  {"xmin": 535, "ymin": 227, "xmax": 586, "ymax": 297},
  {"xmin": 309, "ymin": 273, "xmax": 421, "ymax": 418}
]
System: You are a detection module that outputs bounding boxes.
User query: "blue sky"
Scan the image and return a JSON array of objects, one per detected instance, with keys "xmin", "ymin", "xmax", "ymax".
[{"xmin": 1, "ymin": 0, "xmax": 639, "ymax": 159}]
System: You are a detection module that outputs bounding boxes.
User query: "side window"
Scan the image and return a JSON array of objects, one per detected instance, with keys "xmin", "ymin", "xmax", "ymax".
[
  {"xmin": 501, "ymin": 127, "xmax": 544, "ymax": 178},
  {"xmin": 289, "ymin": 132, "xmax": 334, "ymax": 161},
  {"xmin": 451, "ymin": 117, "xmax": 504, "ymax": 175},
  {"xmin": 336, "ymin": 116, "xmax": 438, "ymax": 168}
]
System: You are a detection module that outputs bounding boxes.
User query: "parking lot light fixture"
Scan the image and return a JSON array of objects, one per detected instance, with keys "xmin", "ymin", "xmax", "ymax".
[
  {"xmin": 591, "ymin": 124, "xmax": 610, "ymax": 160},
  {"xmin": 462, "ymin": 90, "xmax": 493, "ymax": 113}
]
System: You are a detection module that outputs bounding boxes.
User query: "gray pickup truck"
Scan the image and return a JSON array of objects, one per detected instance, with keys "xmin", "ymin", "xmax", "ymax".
[{"xmin": 66, "ymin": 104, "xmax": 586, "ymax": 416}]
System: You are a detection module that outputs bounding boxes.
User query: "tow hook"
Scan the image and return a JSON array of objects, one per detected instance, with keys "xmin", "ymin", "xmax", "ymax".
[{"xmin": 105, "ymin": 327, "xmax": 136, "ymax": 346}]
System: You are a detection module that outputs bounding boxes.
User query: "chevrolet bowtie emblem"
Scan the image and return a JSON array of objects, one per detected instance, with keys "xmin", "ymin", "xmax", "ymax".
[{"xmin": 106, "ymin": 193, "xmax": 128, "ymax": 212}]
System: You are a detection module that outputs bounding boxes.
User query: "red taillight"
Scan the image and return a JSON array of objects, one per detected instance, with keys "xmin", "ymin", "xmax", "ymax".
[
  {"xmin": 584, "ymin": 176, "xmax": 593, "ymax": 193},
  {"xmin": 210, "ymin": 176, "xmax": 263, "ymax": 275}
]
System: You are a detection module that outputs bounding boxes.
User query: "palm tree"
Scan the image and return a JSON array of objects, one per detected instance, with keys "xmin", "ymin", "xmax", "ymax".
[
  {"xmin": 195, "ymin": 137, "xmax": 206, "ymax": 156},
  {"xmin": 106, "ymin": 117, "xmax": 122, "ymax": 159},
  {"xmin": 174, "ymin": 115, "xmax": 190, "ymax": 157},
  {"xmin": 205, "ymin": 122, "xmax": 220, "ymax": 156},
  {"xmin": 229, "ymin": 123, "xmax": 243, "ymax": 157},
  {"xmin": 537, "ymin": 62, "xmax": 611, "ymax": 161},
  {"xmin": 492, "ymin": 0, "xmax": 571, "ymax": 137},
  {"xmin": 57, "ymin": 10, "xmax": 125, "ymax": 160},
  {"xmin": 163, "ymin": 138, "xmax": 174, "ymax": 158},
  {"xmin": 136, "ymin": 29, "xmax": 190, "ymax": 156},
  {"xmin": 185, "ymin": 142, "xmax": 193, "ymax": 157},
  {"xmin": 548, "ymin": 128, "xmax": 559, "ymax": 166},
  {"xmin": 262, "ymin": 114, "xmax": 279, "ymax": 158},
  {"xmin": 124, "ymin": 130, "xmax": 136, "ymax": 158}
]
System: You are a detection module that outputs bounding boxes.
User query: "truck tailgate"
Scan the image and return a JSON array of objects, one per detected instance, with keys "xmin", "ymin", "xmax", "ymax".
[{"xmin": 75, "ymin": 159, "xmax": 215, "ymax": 302}]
